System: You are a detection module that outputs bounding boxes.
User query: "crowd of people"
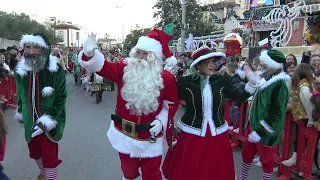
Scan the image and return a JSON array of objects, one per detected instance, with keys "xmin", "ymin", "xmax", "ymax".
[{"xmin": 0, "ymin": 28, "xmax": 319, "ymax": 180}]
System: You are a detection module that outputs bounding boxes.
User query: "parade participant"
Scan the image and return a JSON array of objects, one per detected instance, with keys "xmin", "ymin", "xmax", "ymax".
[
  {"xmin": 162, "ymin": 46, "xmax": 258, "ymax": 180},
  {"xmin": 89, "ymin": 72, "xmax": 110, "ymax": 104},
  {"xmin": 78, "ymin": 30, "xmax": 179, "ymax": 180},
  {"xmin": 13, "ymin": 33, "xmax": 67, "ymax": 180},
  {"xmin": 239, "ymin": 50, "xmax": 290, "ymax": 180}
]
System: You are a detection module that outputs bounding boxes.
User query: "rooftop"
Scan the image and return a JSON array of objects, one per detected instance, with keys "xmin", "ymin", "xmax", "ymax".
[{"xmin": 53, "ymin": 23, "xmax": 80, "ymax": 30}]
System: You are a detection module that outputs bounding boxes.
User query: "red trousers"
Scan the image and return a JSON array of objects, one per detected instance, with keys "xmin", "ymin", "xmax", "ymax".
[
  {"xmin": 119, "ymin": 153, "xmax": 162, "ymax": 180},
  {"xmin": 28, "ymin": 134, "xmax": 62, "ymax": 168},
  {"xmin": 242, "ymin": 126, "xmax": 276, "ymax": 173}
]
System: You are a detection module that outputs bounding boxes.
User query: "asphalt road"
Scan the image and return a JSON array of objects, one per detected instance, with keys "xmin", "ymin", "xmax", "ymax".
[{"xmin": 2, "ymin": 74, "xmax": 279, "ymax": 180}]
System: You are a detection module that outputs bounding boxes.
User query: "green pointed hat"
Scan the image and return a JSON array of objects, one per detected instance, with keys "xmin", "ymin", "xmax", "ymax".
[
  {"xmin": 259, "ymin": 49, "xmax": 286, "ymax": 71},
  {"xmin": 20, "ymin": 33, "xmax": 52, "ymax": 59}
]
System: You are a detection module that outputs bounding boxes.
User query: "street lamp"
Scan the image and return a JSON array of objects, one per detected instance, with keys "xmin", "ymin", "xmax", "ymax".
[
  {"xmin": 115, "ymin": 6, "xmax": 125, "ymax": 44},
  {"xmin": 180, "ymin": 0, "xmax": 187, "ymax": 52}
]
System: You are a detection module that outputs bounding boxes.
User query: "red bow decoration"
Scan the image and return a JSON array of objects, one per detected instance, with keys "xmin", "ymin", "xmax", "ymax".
[{"xmin": 312, "ymin": 91, "xmax": 319, "ymax": 96}]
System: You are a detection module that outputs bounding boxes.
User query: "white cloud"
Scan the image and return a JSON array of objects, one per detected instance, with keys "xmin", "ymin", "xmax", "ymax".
[{"xmin": 0, "ymin": 0, "xmax": 157, "ymax": 39}]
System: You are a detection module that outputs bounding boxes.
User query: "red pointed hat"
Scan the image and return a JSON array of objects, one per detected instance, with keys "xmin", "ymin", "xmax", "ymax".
[{"xmin": 133, "ymin": 29, "xmax": 177, "ymax": 66}]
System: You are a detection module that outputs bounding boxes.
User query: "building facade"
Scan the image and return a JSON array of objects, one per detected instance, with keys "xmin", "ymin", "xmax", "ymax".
[{"xmin": 45, "ymin": 17, "xmax": 84, "ymax": 48}]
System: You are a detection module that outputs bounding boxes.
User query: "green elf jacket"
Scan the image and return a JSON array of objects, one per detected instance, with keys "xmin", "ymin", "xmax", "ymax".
[
  {"xmin": 248, "ymin": 72, "xmax": 290, "ymax": 147},
  {"xmin": 14, "ymin": 54, "xmax": 67, "ymax": 143}
]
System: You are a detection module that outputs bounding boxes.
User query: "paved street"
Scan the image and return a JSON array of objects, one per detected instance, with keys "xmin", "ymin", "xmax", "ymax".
[{"xmin": 3, "ymin": 74, "xmax": 278, "ymax": 180}]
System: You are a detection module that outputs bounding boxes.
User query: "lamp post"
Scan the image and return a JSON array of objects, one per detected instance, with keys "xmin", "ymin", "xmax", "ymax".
[
  {"xmin": 115, "ymin": 6, "xmax": 125, "ymax": 44},
  {"xmin": 180, "ymin": 0, "xmax": 187, "ymax": 52}
]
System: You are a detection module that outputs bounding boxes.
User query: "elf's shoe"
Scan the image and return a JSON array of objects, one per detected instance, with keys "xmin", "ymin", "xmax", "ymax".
[
  {"xmin": 281, "ymin": 152, "xmax": 297, "ymax": 166},
  {"xmin": 37, "ymin": 174, "xmax": 46, "ymax": 180}
]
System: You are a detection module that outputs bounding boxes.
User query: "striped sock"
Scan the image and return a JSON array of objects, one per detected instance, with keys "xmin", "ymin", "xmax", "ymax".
[
  {"xmin": 35, "ymin": 159, "xmax": 45, "ymax": 175},
  {"xmin": 45, "ymin": 167, "xmax": 58, "ymax": 180},
  {"xmin": 239, "ymin": 161, "xmax": 251, "ymax": 180},
  {"xmin": 262, "ymin": 172, "xmax": 272, "ymax": 180}
]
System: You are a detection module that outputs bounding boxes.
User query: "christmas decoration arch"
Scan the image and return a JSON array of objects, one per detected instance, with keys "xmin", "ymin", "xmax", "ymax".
[
  {"xmin": 262, "ymin": 0, "xmax": 320, "ymax": 47},
  {"xmin": 172, "ymin": 33, "xmax": 225, "ymax": 52}
]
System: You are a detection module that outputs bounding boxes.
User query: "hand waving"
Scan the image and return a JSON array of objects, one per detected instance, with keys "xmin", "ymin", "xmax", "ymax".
[{"xmin": 83, "ymin": 32, "xmax": 98, "ymax": 57}]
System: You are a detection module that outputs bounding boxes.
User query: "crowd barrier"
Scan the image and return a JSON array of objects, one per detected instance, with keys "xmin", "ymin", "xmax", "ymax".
[
  {"xmin": 0, "ymin": 76, "xmax": 17, "ymax": 109},
  {"xmin": 1, "ymin": 77, "xmax": 318, "ymax": 179},
  {"xmin": 225, "ymin": 100, "xmax": 318, "ymax": 180}
]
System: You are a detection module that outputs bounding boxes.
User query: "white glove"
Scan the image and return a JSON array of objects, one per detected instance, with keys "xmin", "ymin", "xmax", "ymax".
[
  {"xmin": 31, "ymin": 126, "xmax": 43, "ymax": 138},
  {"xmin": 248, "ymin": 131, "xmax": 261, "ymax": 143},
  {"xmin": 149, "ymin": 120, "xmax": 163, "ymax": 136},
  {"xmin": 36, "ymin": 115, "xmax": 58, "ymax": 131},
  {"xmin": 83, "ymin": 32, "xmax": 98, "ymax": 57}
]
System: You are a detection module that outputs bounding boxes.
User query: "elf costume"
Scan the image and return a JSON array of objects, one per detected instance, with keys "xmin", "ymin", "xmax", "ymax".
[
  {"xmin": 13, "ymin": 33, "xmax": 67, "ymax": 180},
  {"xmin": 162, "ymin": 46, "xmax": 257, "ymax": 180},
  {"xmin": 78, "ymin": 30, "xmax": 179, "ymax": 180},
  {"xmin": 239, "ymin": 50, "xmax": 290, "ymax": 180}
]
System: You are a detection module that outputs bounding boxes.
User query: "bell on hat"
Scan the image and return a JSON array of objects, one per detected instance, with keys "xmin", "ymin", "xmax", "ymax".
[
  {"xmin": 190, "ymin": 46, "xmax": 226, "ymax": 68},
  {"xmin": 132, "ymin": 29, "xmax": 177, "ymax": 67}
]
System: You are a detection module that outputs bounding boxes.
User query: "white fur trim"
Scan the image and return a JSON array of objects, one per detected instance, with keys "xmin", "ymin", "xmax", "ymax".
[
  {"xmin": 235, "ymin": 68, "xmax": 246, "ymax": 80},
  {"xmin": 165, "ymin": 56, "xmax": 177, "ymax": 67},
  {"xmin": 156, "ymin": 101, "xmax": 170, "ymax": 132},
  {"xmin": 260, "ymin": 72, "xmax": 290, "ymax": 90},
  {"xmin": 244, "ymin": 82, "xmax": 257, "ymax": 94},
  {"xmin": 15, "ymin": 58, "xmax": 31, "ymax": 76},
  {"xmin": 259, "ymin": 50, "xmax": 283, "ymax": 70},
  {"xmin": 107, "ymin": 121, "xmax": 165, "ymax": 158},
  {"xmin": 41, "ymin": 86, "xmax": 54, "ymax": 97},
  {"xmin": 36, "ymin": 114, "xmax": 57, "ymax": 131},
  {"xmin": 134, "ymin": 36, "xmax": 163, "ymax": 61},
  {"xmin": 260, "ymin": 120, "xmax": 275, "ymax": 134},
  {"xmin": 48, "ymin": 55, "xmax": 58, "ymax": 72},
  {"xmin": 78, "ymin": 49, "xmax": 105, "ymax": 72},
  {"xmin": 15, "ymin": 55, "xmax": 58, "ymax": 76},
  {"xmin": 20, "ymin": 34, "xmax": 48, "ymax": 48},
  {"xmin": 177, "ymin": 119, "xmax": 228, "ymax": 137},
  {"xmin": 190, "ymin": 52, "xmax": 226, "ymax": 68},
  {"xmin": 13, "ymin": 111, "xmax": 23, "ymax": 122}
]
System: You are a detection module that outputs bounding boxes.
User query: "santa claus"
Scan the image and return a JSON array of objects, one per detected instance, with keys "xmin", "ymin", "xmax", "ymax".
[{"xmin": 78, "ymin": 29, "xmax": 179, "ymax": 180}]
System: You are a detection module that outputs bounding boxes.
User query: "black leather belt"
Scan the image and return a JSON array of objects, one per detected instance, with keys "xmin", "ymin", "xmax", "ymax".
[{"xmin": 111, "ymin": 114, "xmax": 151, "ymax": 138}]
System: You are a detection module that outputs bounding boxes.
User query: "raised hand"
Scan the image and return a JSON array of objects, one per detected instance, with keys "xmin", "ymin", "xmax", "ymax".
[{"xmin": 83, "ymin": 32, "xmax": 98, "ymax": 57}]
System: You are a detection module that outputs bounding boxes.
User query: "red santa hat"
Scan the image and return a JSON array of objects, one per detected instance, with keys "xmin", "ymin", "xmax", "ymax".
[{"xmin": 132, "ymin": 29, "xmax": 177, "ymax": 66}]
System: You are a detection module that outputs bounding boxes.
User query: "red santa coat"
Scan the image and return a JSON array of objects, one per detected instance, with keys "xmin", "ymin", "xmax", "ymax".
[{"xmin": 79, "ymin": 50, "xmax": 180, "ymax": 158}]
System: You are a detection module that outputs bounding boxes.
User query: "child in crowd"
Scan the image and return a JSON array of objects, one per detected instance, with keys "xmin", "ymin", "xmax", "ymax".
[{"xmin": 282, "ymin": 63, "xmax": 318, "ymax": 170}]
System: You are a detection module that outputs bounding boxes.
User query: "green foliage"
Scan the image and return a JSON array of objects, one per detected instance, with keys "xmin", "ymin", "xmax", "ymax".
[
  {"xmin": 153, "ymin": 0, "xmax": 218, "ymax": 39},
  {"xmin": 0, "ymin": 11, "xmax": 62, "ymax": 45},
  {"xmin": 123, "ymin": 26, "xmax": 151, "ymax": 54}
]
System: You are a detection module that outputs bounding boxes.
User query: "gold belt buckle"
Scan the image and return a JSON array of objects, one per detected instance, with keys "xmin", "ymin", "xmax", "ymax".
[{"xmin": 122, "ymin": 119, "xmax": 136, "ymax": 138}]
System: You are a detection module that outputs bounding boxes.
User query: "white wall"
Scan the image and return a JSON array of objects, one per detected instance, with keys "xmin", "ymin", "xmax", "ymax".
[
  {"xmin": 69, "ymin": 29, "xmax": 80, "ymax": 47},
  {"xmin": 55, "ymin": 29, "xmax": 68, "ymax": 47},
  {"xmin": 0, "ymin": 38, "xmax": 19, "ymax": 49}
]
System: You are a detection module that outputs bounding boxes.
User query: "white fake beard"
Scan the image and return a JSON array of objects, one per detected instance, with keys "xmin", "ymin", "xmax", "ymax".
[{"xmin": 121, "ymin": 57, "xmax": 164, "ymax": 116}]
